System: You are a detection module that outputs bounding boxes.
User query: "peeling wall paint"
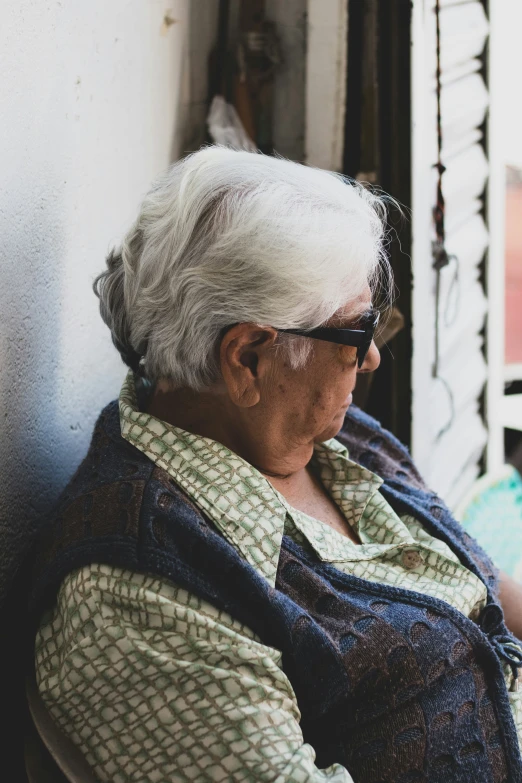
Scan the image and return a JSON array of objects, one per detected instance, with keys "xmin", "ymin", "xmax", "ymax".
[{"xmin": 0, "ymin": 0, "xmax": 194, "ymax": 591}]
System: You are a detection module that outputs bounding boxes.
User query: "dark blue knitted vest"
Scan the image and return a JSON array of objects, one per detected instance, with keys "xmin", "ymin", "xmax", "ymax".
[{"xmin": 30, "ymin": 402, "xmax": 522, "ymax": 783}]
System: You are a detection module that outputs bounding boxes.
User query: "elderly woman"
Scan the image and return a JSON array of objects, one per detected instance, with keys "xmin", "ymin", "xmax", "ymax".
[{"xmin": 32, "ymin": 147, "xmax": 522, "ymax": 783}]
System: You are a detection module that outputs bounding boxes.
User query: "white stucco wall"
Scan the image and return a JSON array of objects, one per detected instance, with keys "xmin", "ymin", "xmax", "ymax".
[{"xmin": 0, "ymin": 0, "xmax": 212, "ymax": 590}]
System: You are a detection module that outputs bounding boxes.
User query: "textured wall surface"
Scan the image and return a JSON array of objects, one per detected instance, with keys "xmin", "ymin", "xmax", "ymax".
[{"xmin": 0, "ymin": 0, "xmax": 195, "ymax": 592}]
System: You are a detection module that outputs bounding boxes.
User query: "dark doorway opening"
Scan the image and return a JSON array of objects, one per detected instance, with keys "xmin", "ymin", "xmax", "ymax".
[{"xmin": 343, "ymin": 0, "xmax": 413, "ymax": 447}]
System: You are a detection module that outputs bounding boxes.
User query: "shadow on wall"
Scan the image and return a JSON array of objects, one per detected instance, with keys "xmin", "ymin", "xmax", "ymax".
[
  {"xmin": 0, "ymin": 186, "xmax": 64, "ymax": 600},
  {"xmin": 0, "ymin": 1, "xmax": 195, "ymax": 773},
  {"xmin": 0, "ymin": 180, "xmax": 70, "ymax": 776}
]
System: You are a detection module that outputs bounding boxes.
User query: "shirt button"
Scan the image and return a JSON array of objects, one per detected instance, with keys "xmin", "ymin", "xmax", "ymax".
[{"xmin": 401, "ymin": 550, "xmax": 424, "ymax": 570}]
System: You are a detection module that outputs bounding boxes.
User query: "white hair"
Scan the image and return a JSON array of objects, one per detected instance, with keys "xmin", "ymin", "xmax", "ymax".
[{"xmin": 94, "ymin": 146, "xmax": 392, "ymax": 389}]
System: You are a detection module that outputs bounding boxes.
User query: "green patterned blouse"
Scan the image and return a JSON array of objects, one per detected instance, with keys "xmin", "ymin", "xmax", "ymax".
[{"xmin": 35, "ymin": 372, "xmax": 522, "ymax": 783}]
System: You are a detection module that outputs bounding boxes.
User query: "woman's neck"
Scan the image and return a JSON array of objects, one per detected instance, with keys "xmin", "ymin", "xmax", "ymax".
[
  {"xmin": 145, "ymin": 383, "xmax": 314, "ymax": 481},
  {"xmin": 145, "ymin": 382, "xmax": 359, "ymax": 543}
]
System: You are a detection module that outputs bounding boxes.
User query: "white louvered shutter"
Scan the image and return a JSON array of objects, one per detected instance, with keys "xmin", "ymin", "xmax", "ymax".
[{"xmin": 411, "ymin": 0, "xmax": 490, "ymax": 508}]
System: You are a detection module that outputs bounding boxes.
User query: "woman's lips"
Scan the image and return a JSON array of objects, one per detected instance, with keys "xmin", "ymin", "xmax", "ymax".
[{"xmin": 342, "ymin": 393, "xmax": 353, "ymax": 408}]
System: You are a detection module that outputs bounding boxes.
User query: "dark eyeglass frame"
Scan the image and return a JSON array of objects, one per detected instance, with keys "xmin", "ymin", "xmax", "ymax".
[{"xmin": 278, "ymin": 309, "xmax": 380, "ymax": 368}]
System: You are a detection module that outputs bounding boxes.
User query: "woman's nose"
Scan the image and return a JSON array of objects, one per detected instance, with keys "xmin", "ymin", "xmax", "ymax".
[{"xmin": 358, "ymin": 341, "xmax": 381, "ymax": 374}]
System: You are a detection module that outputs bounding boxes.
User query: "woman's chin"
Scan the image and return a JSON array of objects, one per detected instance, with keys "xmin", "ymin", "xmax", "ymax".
[
  {"xmin": 313, "ymin": 395, "xmax": 354, "ymax": 443},
  {"xmin": 315, "ymin": 412, "xmax": 347, "ymax": 442}
]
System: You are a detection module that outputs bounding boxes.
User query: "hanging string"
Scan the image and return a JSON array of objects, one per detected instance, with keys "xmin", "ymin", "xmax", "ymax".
[{"xmin": 432, "ymin": 0, "xmax": 458, "ymax": 441}]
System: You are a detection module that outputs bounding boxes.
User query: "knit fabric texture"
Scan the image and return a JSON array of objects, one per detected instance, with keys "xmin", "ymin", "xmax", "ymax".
[
  {"xmin": 30, "ymin": 399, "xmax": 522, "ymax": 783},
  {"xmin": 34, "ymin": 373, "xmax": 515, "ymax": 783},
  {"xmin": 118, "ymin": 371, "xmax": 489, "ymax": 615}
]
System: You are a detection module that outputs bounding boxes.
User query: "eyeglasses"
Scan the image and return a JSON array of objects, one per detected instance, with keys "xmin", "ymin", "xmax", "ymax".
[{"xmin": 278, "ymin": 308, "xmax": 380, "ymax": 368}]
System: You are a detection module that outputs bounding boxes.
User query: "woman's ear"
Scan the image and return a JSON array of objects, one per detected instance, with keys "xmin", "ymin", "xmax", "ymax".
[{"xmin": 220, "ymin": 324, "xmax": 278, "ymax": 408}]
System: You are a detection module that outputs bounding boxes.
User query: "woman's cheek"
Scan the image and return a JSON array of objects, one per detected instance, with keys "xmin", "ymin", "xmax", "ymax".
[{"xmin": 337, "ymin": 344, "xmax": 358, "ymax": 368}]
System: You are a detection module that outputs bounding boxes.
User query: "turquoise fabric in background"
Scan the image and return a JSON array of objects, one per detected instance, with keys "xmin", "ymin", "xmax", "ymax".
[{"xmin": 455, "ymin": 465, "xmax": 522, "ymax": 582}]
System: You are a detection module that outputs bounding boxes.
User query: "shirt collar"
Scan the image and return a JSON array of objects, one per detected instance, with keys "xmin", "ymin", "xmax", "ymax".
[
  {"xmin": 118, "ymin": 372, "xmax": 385, "ymax": 585},
  {"xmin": 119, "ymin": 372, "xmax": 286, "ymax": 586}
]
